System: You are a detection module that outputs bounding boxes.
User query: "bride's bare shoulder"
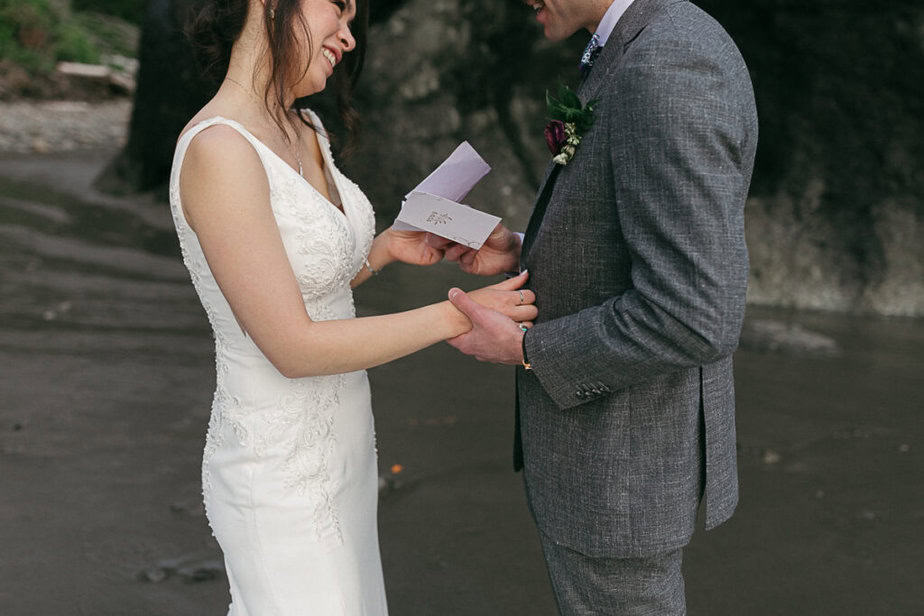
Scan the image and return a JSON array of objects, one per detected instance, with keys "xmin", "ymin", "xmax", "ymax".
[
  {"xmin": 179, "ymin": 120, "xmax": 267, "ymax": 229},
  {"xmin": 183, "ymin": 121, "xmax": 260, "ymax": 179}
]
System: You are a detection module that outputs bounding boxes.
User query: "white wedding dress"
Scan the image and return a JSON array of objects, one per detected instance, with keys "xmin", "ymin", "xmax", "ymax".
[{"xmin": 168, "ymin": 110, "xmax": 387, "ymax": 615}]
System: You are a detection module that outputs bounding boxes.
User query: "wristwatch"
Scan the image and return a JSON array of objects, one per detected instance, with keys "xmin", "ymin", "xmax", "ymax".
[{"xmin": 521, "ymin": 328, "xmax": 532, "ymax": 371}]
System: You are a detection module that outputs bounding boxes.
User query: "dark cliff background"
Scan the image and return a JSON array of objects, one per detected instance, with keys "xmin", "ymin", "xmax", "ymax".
[{"xmin": 99, "ymin": 0, "xmax": 924, "ymax": 317}]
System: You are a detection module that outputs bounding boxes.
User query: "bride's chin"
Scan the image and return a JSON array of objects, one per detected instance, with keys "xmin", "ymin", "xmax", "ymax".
[{"xmin": 291, "ymin": 80, "xmax": 325, "ymax": 99}]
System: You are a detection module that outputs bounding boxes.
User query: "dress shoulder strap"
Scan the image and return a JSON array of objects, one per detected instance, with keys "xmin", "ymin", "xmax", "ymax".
[{"xmin": 169, "ymin": 116, "xmax": 272, "ymax": 228}]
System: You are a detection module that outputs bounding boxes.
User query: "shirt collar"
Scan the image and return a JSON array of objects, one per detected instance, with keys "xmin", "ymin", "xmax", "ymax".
[{"xmin": 592, "ymin": 0, "xmax": 635, "ymax": 48}]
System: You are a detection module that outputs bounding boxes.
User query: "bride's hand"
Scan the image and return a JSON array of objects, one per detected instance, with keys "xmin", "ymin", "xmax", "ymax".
[
  {"xmin": 464, "ymin": 271, "xmax": 537, "ymax": 326},
  {"xmin": 385, "ymin": 227, "xmax": 444, "ymax": 267}
]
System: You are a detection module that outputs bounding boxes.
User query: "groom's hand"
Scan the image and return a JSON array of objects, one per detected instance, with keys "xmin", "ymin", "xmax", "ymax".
[
  {"xmin": 446, "ymin": 287, "xmax": 529, "ymax": 365},
  {"xmin": 428, "ymin": 223, "xmax": 522, "ymax": 276}
]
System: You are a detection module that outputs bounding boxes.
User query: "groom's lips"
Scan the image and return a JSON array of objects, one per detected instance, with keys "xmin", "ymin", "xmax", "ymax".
[{"xmin": 525, "ymin": 1, "xmax": 547, "ymax": 24}]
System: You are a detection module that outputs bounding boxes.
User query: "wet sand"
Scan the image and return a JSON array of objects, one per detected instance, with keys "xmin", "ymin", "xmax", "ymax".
[{"xmin": 1, "ymin": 150, "xmax": 921, "ymax": 615}]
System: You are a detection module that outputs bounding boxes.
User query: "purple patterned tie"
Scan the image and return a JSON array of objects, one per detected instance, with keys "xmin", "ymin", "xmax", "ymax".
[{"xmin": 579, "ymin": 33, "xmax": 601, "ymax": 77}]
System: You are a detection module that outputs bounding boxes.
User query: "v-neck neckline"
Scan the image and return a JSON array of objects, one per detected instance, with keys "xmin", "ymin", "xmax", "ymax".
[{"xmin": 205, "ymin": 115, "xmax": 352, "ymax": 228}]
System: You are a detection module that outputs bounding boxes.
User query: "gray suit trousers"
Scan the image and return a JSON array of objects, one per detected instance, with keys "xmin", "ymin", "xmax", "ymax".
[{"xmin": 539, "ymin": 533, "xmax": 686, "ymax": 616}]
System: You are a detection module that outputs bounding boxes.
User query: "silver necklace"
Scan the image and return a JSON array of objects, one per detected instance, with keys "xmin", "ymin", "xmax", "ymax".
[{"xmin": 225, "ymin": 77, "xmax": 304, "ymax": 177}]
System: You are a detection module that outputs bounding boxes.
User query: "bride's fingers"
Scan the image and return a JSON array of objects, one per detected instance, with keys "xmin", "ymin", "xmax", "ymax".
[
  {"xmin": 491, "ymin": 270, "xmax": 528, "ymax": 290},
  {"xmin": 426, "ymin": 233, "xmax": 453, "ymax": 250},
  {"xmin": 514, "ymin": 289, "xmax": 536, "ymax": 306},
  {"xmin": 501, "ymin": 289, "xmax": 535, "ymax": 309},
  {"xmin": 499, "ymin": 304, "xmax": 538, "ymax": 321},
  {"xmin": 444, "ymin": 244, "xmax": 469, "ymax": 262},
  {"xmin": 459, "ymin": 250, "xmax": 476, "ymax": 267},
  {"xmin": 518, "ymin": 305, "xmax": 539, "ymax": 321}
]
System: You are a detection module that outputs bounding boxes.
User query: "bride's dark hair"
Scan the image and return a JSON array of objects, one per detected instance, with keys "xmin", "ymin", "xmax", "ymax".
[{"xmin": 187, "ymin": 0, "xmax": 369, "ymax": 152}]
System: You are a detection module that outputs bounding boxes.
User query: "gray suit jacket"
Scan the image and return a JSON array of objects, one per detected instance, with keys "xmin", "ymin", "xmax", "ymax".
[{"xmin": 517, "ymin": 0, "xmax": 758, "ymax": 558}]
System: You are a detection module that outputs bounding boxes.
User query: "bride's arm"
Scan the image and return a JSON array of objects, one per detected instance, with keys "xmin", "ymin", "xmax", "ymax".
[{"xmin": 180, "ymin": 127, "xmax": 534, "ymax": 378}]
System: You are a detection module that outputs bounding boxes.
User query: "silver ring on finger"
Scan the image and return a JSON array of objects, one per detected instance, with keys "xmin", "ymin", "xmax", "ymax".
[{"xmin": 518, "ymin": 290, "xmax": 525, "ymax": 305}]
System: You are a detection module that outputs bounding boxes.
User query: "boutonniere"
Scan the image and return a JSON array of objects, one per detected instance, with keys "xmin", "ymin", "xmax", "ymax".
[{"xmin": 544, "ymin": 84, "xmax": 597, "ymax": 166}]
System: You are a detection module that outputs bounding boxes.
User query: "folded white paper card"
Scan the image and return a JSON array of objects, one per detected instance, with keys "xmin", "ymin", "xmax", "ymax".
[
  {"xmin": 393, "ymin": 141, "xmax": 500, "ymax": 249},
  {"xmin": 408, "ymin": 141, "xmax": 491, "ymax": 203},
  {"xmin": 399, "ymin": 191, "xmax": 502, "ymax": 249}
]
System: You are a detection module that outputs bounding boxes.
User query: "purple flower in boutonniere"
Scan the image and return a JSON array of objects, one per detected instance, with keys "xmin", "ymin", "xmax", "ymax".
[
  {"xmin": 544, "ymin": 120, "xmax": 567, "ymax": 156},
  {"xmin": 545, "ymin": 84, "xmax": 597, "ymax": 166}
]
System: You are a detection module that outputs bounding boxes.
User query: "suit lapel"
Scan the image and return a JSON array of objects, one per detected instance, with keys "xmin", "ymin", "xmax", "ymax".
[
  {"xmin": 520, "ymin": 163, "xmax": 560, "ymax": 265},
  {"xmin": 520, "ymin": 0, "xmax": 685, "ymax": 268},
  {"xmin": 578, "ymin": 0, "xmax": 684, "ymax": 103}
]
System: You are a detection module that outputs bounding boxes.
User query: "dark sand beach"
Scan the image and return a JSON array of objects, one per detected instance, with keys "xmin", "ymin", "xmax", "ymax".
[{"xmin": 1, "ymin": 148, "xmax": 921, "ymax": 615}]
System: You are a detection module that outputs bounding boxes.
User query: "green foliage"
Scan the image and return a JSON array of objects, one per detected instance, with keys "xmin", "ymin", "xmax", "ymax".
[
  {"xmin": 71, "ymin": 11, "xmax": 139, "ymax": 58},
  {"xmin": 0, "ymin": 0, "xmax": 59, "ymax": 71},
  {"xmin": 0, "ymin": 0, "xmax": 137, "ymax": 74},
  {"xmin": 54, "ymin": 19, "xmax": 99, "ymax": 63},
  {"xmin": 546, "ymin": 84, "xmax": 596, "ymax": 134}
]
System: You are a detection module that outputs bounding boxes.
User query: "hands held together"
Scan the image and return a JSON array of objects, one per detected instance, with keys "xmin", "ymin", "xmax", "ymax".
[
  {"xmin": 384, "ymin": 223, "xmax": 534, "ymax": 366},
  {"xmin": 384, "ymin": 223, "xmax": 521, "ymax": 276},
  {"xmin": 448, "ymin": 273, "xmax": 535, "ymax": 366}
]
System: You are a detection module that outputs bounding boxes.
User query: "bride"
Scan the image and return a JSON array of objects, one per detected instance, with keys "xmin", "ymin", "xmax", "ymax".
[{"xmin": 168, "ymin": 0, "xmax": 536, "ymax": 613}]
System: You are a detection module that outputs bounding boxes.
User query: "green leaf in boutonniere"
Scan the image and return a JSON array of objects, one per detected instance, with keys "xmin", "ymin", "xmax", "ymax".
[{"xmin": 544, "ymin": 84, "xmax": 597, "ymax": 165}]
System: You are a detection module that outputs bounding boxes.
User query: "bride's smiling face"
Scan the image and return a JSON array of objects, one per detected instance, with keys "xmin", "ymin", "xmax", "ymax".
[{"xmin": 288, "ymin": 0, "xmax": 357, "ymax": 98}]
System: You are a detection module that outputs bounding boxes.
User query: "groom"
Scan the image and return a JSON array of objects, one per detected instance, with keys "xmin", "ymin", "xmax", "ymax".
[{"xmin": 441, "ymin": 0, "xmax": 758, "ymax": 613}]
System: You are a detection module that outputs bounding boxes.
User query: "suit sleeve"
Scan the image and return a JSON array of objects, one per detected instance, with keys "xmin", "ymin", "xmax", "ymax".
[{"xmin": 525, "ymin": 33, "xmax": 756, "ymax": 410}]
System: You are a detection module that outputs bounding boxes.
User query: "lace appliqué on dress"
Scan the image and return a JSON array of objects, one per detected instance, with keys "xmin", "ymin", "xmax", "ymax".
[
  {"xmin": 169, "ymin": 114, "xmax": 377, "ymax": 546},
  {"xmin": 253, "ymin": 371, "xmax": 345, "ymax": 543}
]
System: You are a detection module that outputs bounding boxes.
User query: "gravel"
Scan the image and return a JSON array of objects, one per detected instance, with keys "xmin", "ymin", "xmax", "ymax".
[{"xmin": 0, "ymin": 100, "xmax": 132, "ymax": 154}]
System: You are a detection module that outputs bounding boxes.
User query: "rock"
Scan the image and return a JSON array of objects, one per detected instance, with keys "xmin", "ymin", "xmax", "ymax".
[
  {"xmin": 169, "ymin": 498, "xmax": 205, "ymax": 516},
  {"xmin": 857, "ymin": 509, "xmax": 878, "ymax": 522},
  {"xmin": 176, "ymin": 559, "xmax": 224, "ymax": 583},
  {"xmin": 761, "ymin": 449, "xmax": 782, "ymax": 465},
  {"xmin": 378, "ymin": 472, "xmax": 405, "ymax": 496},
  {"xmin": 740, "ymin": 319, "xmax": 840, "ymax": 356},
  {"xmin": 138, "ymin": 567, "xmax": 168, "ymax": 583},
  {"xmin": 0, "ymin": 100, "xmax": 132, "ymax": 154},
  {"xmin": 31, "ymin": 137, "xmax": 50, "ymax": 154},
  {"xmin": 98, "ymin": 0, "xmax": 923, "ymax": 316},
  {"xmin": 698, "ymin": 0, "xmax": 924, "ymax": 317},
  {"xmin": 139, "ymin": 551, "xmax": 225, "ymax": 584}
]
